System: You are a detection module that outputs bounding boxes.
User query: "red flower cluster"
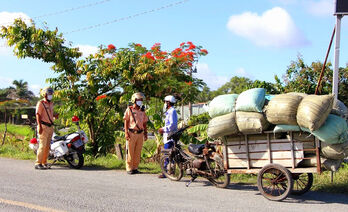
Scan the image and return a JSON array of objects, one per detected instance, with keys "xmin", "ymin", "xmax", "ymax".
[
  {"xmin": 142, "ymin": 52, "xmax": 155, "ymax": 60},
  {"xmin": 96, "ymin": 94, "xmax": 107, "ymax": 101},
  {"xmin": 107, "ymin": 44, "xmax": 116, "ymax": 51},
  {"xmin": 200, "ymin": 49, "xmax": 208, "ymax": 54},
  {"xmin": 185, "ymin": 81, "xmax": 193, "ymax": 86},
  {"xmin": 135, "ymin": 43, "xmax": 142, "ymax": 47},
  {"xmin": 151, "ymin": 43, "xmax": 161, "ymax": 51}
]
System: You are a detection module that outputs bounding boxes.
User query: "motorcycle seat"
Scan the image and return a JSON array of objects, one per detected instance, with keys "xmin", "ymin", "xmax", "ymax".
[
  {"xmin": 188, "ymin": 144, "xmax": 205, "ymax": 155},
  {"xmin": 53, "ymin": 135, "xmax": 67, "ymax": 142}
]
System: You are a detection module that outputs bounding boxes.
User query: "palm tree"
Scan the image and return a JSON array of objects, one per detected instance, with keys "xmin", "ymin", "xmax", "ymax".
[{"xmin": 9, "ymin": 80, "xmax": 34, "ymax": 100}]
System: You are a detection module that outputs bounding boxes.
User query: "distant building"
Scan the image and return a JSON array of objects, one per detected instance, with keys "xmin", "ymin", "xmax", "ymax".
[{"xmin": 176, "ymin": 103, "xmax": 208, "ymax": 122}]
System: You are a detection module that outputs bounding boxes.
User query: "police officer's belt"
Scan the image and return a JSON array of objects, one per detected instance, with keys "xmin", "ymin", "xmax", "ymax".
[
  {"xmin": 41, "ymin": 121, "xmax": 53, "ymax": 127},
  {"xmin": 128, "ymin": 129, "xmax": 143, "ymax": 134}
]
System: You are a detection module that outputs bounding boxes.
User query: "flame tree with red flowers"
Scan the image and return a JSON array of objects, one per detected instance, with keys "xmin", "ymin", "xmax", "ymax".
[{"xmin": 1, "ymin": 19, "xmax": 208, "ymax": 156}]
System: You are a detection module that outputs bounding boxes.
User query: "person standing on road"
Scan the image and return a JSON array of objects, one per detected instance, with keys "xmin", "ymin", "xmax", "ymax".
[
  {"xmin": 124, "ymin": 92, "xmax": 148, "ymax": 175},
  {"xmin": 35, "ymin": 87, "xmax": 55, "ymax": 170},
  {"xmin": 158, "ymin": 95, "xmax": 178, "ymax": 178}
]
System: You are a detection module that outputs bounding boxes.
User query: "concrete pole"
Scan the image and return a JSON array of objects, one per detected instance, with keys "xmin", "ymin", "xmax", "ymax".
[{"xmin": 333, "ymin": 15, "xmax": 342, "ymax": 99}]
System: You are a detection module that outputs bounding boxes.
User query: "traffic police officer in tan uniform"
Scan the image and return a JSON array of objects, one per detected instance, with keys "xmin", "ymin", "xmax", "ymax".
[
  {"xmin": 35, "ymin": 87, "xmax": 55, "ymax": 170},
  {"xmin": 123, "ymin": 92, "xmax": 148, "ymax": 174}
]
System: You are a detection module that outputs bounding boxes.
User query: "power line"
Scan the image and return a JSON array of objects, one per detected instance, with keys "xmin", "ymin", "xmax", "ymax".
[
  {"xmin": 65, "ymin": 0, "xmax": 189, "ymax": 34},
  {"xmin": 0, "ymin": 0, "xmax": 112, "ymax": 26},
  {"xmin": 0, "ymin": 0, "xmax": 190, "ymax": 47}
]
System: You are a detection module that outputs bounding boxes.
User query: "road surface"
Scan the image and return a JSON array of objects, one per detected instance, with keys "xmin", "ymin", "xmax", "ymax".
[{"xmin": 0, "ymin": 158, "xmax": 347, "ymax": 212}]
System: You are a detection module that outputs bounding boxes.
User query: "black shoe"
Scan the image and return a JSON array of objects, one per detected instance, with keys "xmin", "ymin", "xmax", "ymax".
[
  {"xmin": 35, "ymin": 164, "xmax": 47, "ymax": 170},
  {"xmin": 127, "ymin": 171, "xmax": 134, "ymax": 175},
  {"xmin": 43, "ymin": 164, "xmax": 51, "ymax": 169},
  {"xmin": 133, "ymin": 169, "xmax": 142, "ymax": 174}
]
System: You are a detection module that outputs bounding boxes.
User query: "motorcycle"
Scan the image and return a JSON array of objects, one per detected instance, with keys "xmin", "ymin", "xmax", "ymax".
[
  {"xmin": 160, "ymin": 126, "xmax": 230, "ymax": 188},
  {"xmin": 29, "ymin": 116, "xmax": 88, "ymax": 169}
]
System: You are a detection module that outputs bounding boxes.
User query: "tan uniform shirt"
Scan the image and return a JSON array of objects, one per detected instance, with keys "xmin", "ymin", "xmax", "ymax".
[
  {"xmin": 123, "ymin": 106, "xmax": 148, "ymax": 130},
  {"xmin": 36, "ymin": 100, "xmax": 54, "ymax": 124}
]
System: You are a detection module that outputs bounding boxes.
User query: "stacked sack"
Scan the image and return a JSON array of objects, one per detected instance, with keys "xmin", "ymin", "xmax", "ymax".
[
  {"xmin": 207, "ymin": 88, "xmax": 269, "ymax": 138},
  {"xmin": 265, "ymin": 93, "xmax": 348, "ymax": 162},
  {"xmin": 207, "ymin": 88, "xmax": 348, "ymax": 163}
]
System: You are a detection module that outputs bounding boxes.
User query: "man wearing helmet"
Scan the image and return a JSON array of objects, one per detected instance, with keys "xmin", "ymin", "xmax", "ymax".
[
  {"xmin": 123, "ymin": 92, "xmax": 148, "ymax": 174},
  {"xmin": 35, "ymin": 87, "xmax": 55, "ymax": 170},
  {"xmin": 158, "ymin": 95, "xmax": 178, "ymax": 178}
]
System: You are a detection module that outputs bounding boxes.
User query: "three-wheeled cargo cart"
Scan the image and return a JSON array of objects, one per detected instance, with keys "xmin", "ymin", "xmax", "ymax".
[{"xmin": 221, "ymin": 131, "xmax": 322, "ymax": 201}]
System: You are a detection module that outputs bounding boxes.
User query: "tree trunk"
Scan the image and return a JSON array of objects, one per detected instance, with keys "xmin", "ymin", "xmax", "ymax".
[
  {"xmin": 87, "ymin": 118, "xmax": 98, "ymax": 156},
  {"xmin": 2, "ymin": 108, "xmax": 7, "ymax": 145}
]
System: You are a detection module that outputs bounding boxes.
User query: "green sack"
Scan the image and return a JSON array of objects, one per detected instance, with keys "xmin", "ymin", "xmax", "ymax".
[
  {"xmin": 208, "ymin": 94, "xmax": 238, "ymax": 118},
  {"xmin": 266, "ymin": 94, "xmax": 303, "ymax": 125},
  {"xmin": 297, "ymin": 94, "xmax": 334, "ymax": 131},
  {"xmin": 235, "ymin": 88, "xmax": 266, "ymax": 113},
  {"xmin": 273, "ymin": 125, "xmax": 301, "ymax": 133},
  {"xmin": 301, "ymin": 114, "xmax": 348, "ymax": 144},
  {"xmin": 207, "ymin": 112, "xmax": 239, "ymax": 138}
]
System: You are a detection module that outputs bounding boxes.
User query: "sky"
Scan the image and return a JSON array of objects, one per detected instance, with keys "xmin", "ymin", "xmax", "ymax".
[{"xmin": 0, "ymin": 0, "xmax": 347, "ymax": 96}]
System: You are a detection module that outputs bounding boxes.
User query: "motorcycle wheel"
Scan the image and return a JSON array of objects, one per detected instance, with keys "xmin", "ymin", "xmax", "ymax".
[
  {"xmin": 207, "ymin": 158, "xmax": 230, "ymax": 188},
  {"xmin": 65, "ymin": 151, "xmax": 84, "ymax": 169},
  {"xmin": 160, "ymin": 154, "xmax": 183, "ymax": 181}
]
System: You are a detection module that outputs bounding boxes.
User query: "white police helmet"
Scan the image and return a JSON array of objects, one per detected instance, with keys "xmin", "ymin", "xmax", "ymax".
[
  {"xmin": 131, "ymin": 92, "xmax": 145, "ymax": 103},
  {"xmin": 164, "ymin": 95, "xmax": 176, "ymax": 103}
]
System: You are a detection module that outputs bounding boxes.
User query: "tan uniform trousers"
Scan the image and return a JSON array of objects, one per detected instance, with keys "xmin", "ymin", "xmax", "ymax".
[
  {"xmin": 126, "ymin": 132, "xmax": 144, "ymax": 171},
  {"xmin": 35, "ymin": 125, "xmax": 54, "ymax": 165}
]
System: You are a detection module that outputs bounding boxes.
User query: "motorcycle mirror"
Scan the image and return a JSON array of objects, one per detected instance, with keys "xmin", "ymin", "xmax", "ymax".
[{"xmin": 72, "ymin": 115, "xmax": 80, "ymax": 122}]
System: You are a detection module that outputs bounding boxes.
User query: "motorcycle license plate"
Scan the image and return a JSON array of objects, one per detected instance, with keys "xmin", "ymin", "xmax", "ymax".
[{"xmin": 73, "ymin": 139, "xmax": 83, "ymax": 148}]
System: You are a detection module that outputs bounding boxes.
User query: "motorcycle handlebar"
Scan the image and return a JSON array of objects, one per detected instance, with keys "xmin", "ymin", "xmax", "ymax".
[{"xmin": 167, "ymin": 126, "xmax": 190, "ymax": 141}]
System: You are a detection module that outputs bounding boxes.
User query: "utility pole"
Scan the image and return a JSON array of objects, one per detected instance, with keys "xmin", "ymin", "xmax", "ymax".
[
  {"xmin": 332, "ymin": 0, "xmax": 347, "ymax": 99},
  {"xmin": 333, "ymin": 15, "xmax": 342, "ymax": 99}
]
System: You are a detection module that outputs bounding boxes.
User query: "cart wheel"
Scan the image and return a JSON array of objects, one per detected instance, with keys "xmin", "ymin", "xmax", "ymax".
[
  {"xmin": 291, "ymin": 173, "xmax": 313, "ymax": 195},
  {"xmin": 257, "ymin": 164, "xmax": 293, "ymax": 201}
]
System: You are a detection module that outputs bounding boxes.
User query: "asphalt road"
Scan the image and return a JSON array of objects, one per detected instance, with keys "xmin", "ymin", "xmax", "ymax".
[{"xmin": 0, "ymin": 158, "xmax": 347, "ymax": 212}]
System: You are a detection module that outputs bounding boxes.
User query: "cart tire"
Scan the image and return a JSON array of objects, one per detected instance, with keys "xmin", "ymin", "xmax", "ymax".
[
  {"xmin": 257, "ymin": 164, "xmax": 293, "ymax": 201},
  {"xmin": 291, "ymin": 173, "xmax": 313, "ymax": 195}
]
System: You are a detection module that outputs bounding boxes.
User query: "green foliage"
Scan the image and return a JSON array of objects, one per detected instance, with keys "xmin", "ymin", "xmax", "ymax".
[
  {"xmin": 1, "ymin": 19, "xmax": 208, "ymax": 156},
  {"xmin": 187, "ymin": 112, "xmax": 209, "ymax": 126}
]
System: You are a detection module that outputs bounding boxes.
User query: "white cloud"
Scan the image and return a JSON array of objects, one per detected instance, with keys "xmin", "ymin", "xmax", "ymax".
[
  {"xmin": 305, "ymin": 0, "xmax": 333, "ymax": 16},
  {"xmin": 29, "ymin": 84, "xmax": 41, "ymax": 96},
  {"xmin": 226, "ymin": 7, "xmax": 309, "ymax": 48},
  {"xmin": 234, "ymin": 68, "xmax": 254, "ymax": 79},
  {"xmin": 75, "ymin": 45, "xmax": 99, "ymax": 58},
  {"xmin": 0, "ymin": 76, "xmax": 13, "ymax": 88},
  {"xmin": 0, "ymin": 11, "xmax": 31, "ymax": 27},
  {"xmin": 194, "ymin": 63, "xmax": 230, "ymax": 90}
]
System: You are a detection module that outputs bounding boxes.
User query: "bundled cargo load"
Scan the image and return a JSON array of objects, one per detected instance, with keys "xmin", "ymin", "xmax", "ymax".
[
  {"xmin": 266, "ymin": 94, "xmax": 303, "ymax": 125},
  {"xmin": 321, "ymin": 141, "xmax": 348, "ymax": 160},
  {"xmin": 207, "ymin": 112, "xmax": 238, "ymax": 138},
  {"xmin": 236, "ymin": 111, "xmax": 269, "ymax": 134},
  {"xmin": 331, "ymin": 99, "xmax": 348, "ymax": 119},
  {"xmin": 301, "ymin": 114, "xmax": 348, "ymax": 144},
  {"xmin": 296, "ymin": 94, "xmax": 334, "ymax": 131},
  {"xmin": 235, "ymin": 88, "xmax": 266, "ymax": 113},
  {"xmin": 208, "ymin": 94, "xmax": 238, "ymax": 118}
]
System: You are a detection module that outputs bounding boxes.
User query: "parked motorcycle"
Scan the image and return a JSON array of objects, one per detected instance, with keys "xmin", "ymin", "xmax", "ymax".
[
  {"xmin": 29, "ymin": 116, "xmax": 88, "ymax": 169},
  {"xmin": 160, "ymin": 126, "xmax": 230, "ymax": 188}
]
